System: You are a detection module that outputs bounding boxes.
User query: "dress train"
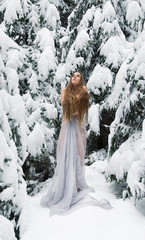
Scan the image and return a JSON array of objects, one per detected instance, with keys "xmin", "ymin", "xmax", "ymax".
[{"xmin": 41, "ymin": 116, "xmax": 112, "ymax": 215}]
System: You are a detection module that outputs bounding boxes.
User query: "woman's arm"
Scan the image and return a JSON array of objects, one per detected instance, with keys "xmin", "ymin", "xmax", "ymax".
[{"xmin": 61, "ymin": 88, "xmax": 66, "ymax": 105}]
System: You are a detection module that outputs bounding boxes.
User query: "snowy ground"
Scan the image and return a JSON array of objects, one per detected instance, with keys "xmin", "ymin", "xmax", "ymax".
[{"xmin": 19, "ymin": 161, "xmax": 145, "ymax": 240}]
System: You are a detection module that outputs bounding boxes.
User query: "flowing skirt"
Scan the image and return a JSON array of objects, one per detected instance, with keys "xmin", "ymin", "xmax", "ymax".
[{"xmin": 40, "ymin": 115, "xmax": 95, "ymax": 215}]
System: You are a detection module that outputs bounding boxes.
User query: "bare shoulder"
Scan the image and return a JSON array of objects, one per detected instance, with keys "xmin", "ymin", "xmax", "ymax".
[
  {"xmin": 83, "ymin": 85, "xmax": 88, "ymax": 92},
  {"xmin": 61, "ymin": 88, "xmax": 66, "ymax": 105},
  {"xmin": 61, "ymin": 87, "xmax": 66, "ymax": 92}
]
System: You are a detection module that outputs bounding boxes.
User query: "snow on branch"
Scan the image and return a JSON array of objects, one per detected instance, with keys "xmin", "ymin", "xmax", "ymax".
[{"xmin": 87, "ymin": 64, "xmax": 112, "ymax": 95}]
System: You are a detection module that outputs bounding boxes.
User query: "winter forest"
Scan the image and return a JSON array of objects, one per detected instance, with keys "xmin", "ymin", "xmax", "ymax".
[{"xmin": 0, "ymin": 0, "xmax": 145, "ymax": 239}]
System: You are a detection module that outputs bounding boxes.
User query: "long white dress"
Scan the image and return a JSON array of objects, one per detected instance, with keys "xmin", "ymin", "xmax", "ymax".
[{"xmin": 41, "ymin": 115, "xmax": 112, "ymax": 215}]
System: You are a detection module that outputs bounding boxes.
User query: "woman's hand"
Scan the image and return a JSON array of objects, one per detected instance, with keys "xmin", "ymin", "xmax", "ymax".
[{"xmin": 83, "ymin": 85, "xmax": 88, "ymax": 92}]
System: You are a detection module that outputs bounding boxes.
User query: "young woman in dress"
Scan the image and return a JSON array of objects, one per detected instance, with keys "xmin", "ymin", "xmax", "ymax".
[{"xmin": 41, "ymin": 72, "xmax": 95, "ymax": 215}]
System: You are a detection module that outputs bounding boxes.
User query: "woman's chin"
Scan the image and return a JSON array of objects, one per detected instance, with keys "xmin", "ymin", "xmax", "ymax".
[{"xmin": 72, "ymin": 83, "xmax": 78, "ymax": 86}]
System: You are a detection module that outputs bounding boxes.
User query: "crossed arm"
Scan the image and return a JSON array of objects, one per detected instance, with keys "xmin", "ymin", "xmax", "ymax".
[
  {"xmin": 61, "ymin": 86, "xmax": 88, "ymax": 105},
  {"xmin": 61, "ymin": 88, "xmax": 66, "ymax": 105}
]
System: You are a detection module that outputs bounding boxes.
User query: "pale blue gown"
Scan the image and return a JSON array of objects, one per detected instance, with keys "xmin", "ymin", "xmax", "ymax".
[{"xmin": 41, "ymin": 115, "xmax": 112, "ymax": 215}]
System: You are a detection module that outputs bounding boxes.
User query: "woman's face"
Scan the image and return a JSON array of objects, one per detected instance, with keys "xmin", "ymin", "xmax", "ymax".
[{"xmin": 71, "ymin": 72, "xmax": 81, "ymax": 86}]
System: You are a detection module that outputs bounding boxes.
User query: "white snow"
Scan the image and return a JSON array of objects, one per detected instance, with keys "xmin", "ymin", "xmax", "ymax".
[
  {"xmin": 39, "ymin": 0, "xmax": 60, "ymax": 30},
  {"xmin": 107, "ymin": 130, "xmax": 145, "ymax": 200},
  {"xmin": 75, "ymin": 29, "xmax": 90, "ymax": 53},
  {"xmin": 88, "ymin": 104, "xmax": 100, "ymax": 134},
  {"xmin": 38, "ymin": 46, "xmax": 56, "ymax": 78},
  {"xmin": 0, "ymin": 215, "xmax": 16, "ymax": 240},
  {"xmin": 23, "ymin": 93, "xmax": 39, "ymax": 112},
  {"xmin": 134, "ymin": 29, "xmax": 145, "ymax": 51},
  {"xmin": 62, "ymin": 29, "xmax": 90, "ymax": 76},
  {"xmin": 0, "ymin": 1, "xmax": 145, "ymax": 239},
  {"xmin": 0, "ymin": 135, "xmax": 18, "ymax": 188},
  {"xmin": 34, "ymin": 28, "xmax": 55, "ymax": 52},
  {"xmin": 55, "ymin": 64, "xmax": 66, "ymax": 84},
  {"xmin": 0, "ymin": 30, "xmax": 21, "ymax": 53},
  {"xmin": 21, "ymin": 0, "xmax": 30, "ymax": 15},
  {"xmin": 43, "ymin": 103, "xmax": 57, "ymax": 119},
  {"xmin": 27, "ymin": 108, "xmax": 41, "ymax": 127},
  {"xmin": 106, "ymin": 148, "xmax": 135, "ymax": 180},
  {"xmin": 0, "ymin": 54, "xmax": 4, "ymax": 71},
  {"xmin": 141, "ymin": 120, "xmax": 145, "ymax": 166},
  {"xmin": 126, "ymin": 121, "xmax": 145, "ymax": 199},
  {"xmin": 39, "ymin": 0, "xmax": 49, "ymax": 16},
  {"xmin": 41, "ymin": 124, "xmax": 55, "ymax": 153},
  {"xmin": 0, "ymin": 0, "xmax": 23, "ymax": 24},
  {"xmin": 139, "ymin": 0, "xmax": 145, "ymax": 11},
  {"xmin": 102, "ymin": 21, "xmax": 115, "ymax": 36},
  {"xmin": 18, "ymin": 121, "xmax": 29, "ymax": 161},
  {"xmin": 28, "ymin": 4, "xmax": 39, "ymax": 29},
  {"xmin": 103, "ymin": 1, "xmax": 116, "ymax": 22},
  {"xmin": 8, "ymin": 95, "xmax": 25, "ymax": 123},
  {"xmin": 103, "ymin": 55, "xmax": 129, "ymax": 109},
  {"xmin": 0, "ymin": 130, "xmax": 13, "ymax": 164},
  {"xmin": 5, "ymin": 67, "xmax": 19, "ymax": 95},
  {"xmin": 65, "ymin": 48, "xmax": 76, "ymax": 74},
  {"xmin": 79, "ymin": 7, "xmax": 96, "ymax": 30},
  {"xmin": 135, "ymin": 63, "xmax": 145, "ymax": 80},
  {"xmin": 87, "ymin": 65, "xmax": 112, "ymax": 95},
  {"xmin": 27, "ymin": 123, "xmax": 45, "ymax": 157},
  {"xmin": 44, "ymin": 3, "xmax": 60, "ymax": 30},
  {"xmin": 126, "ymin": 1, "xmax": 143, "ymax": 28},
  {"xmin": 130, "ymin": 42, "xmax": 145, "ymax": 73},
  {"xmin": 18, "ymin": 162, "xmax": 145, "ymax": 240},
  {"xmin": 100, "ymin": 36, "xmax": 128, "ymax": 68},
  {"xmin": 28, "ymin": 71, "xmax": 38, "ymax": 94},
  {"xmin": 6, "ymin": 49, "xmax": 24, "ymax": 70},
  {"xmin": 93, "ymin": 9, "xmax": 102, "ymax": 33},
  {"xmin": 127, "ymin": 161, "xmax": 145, "ymax": 199},
  {"xmin": 49, "ymin": 0, "xmax": 60, "ymax": 7},
  {"xmin": 0, "ymin": 187, "xmax": 14, "ymax": 201}
]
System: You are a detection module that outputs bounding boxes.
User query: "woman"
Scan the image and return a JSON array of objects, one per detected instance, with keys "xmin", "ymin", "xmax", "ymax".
[
  {"xmin": 41, "ymin": 72, "xmax": 94, "ymax": 214},
  {"xmin": 41, "ymin": 72, "xmax": 111, "ymax": 215}
]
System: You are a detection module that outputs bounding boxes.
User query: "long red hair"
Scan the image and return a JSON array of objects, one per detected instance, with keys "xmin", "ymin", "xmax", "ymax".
[{"xmin": 62, "ymin": 72, "xmax": 89, "ymax": 123}]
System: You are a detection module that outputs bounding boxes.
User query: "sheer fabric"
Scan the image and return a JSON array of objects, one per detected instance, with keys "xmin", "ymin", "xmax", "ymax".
[
  {"xmin": 41, "ymin": 115, "xmax": 112, "ymax": 215},
  {"xmin": 41, "ymin": 115, "xmax": 95, "ymax": 215}
]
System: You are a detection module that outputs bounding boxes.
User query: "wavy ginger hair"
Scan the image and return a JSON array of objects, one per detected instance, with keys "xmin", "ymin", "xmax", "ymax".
[{"xmin": 62, "ymin": 72, "xmax": 89, "ymax": 123}]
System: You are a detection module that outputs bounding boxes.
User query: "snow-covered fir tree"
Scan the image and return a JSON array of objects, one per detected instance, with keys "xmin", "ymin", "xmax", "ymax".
[{"xmin": 0, "ymin": 0, "xmax": 145, "ymax": 238}]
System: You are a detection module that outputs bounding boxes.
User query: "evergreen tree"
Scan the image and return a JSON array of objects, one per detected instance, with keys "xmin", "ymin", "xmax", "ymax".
[{"xmin": 0, "ymin": 1, "xmax": 145, "ymax": 238}]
